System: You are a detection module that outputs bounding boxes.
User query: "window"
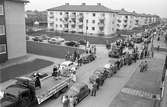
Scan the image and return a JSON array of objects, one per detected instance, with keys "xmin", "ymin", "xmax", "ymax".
[
  {"xmin": 60, "ymin": 24, "xmax": 62, "ymax": 28},
  {"xmin": 112, "ymin": 21, "xmax": 115, "ymax": 24},
  {"xmin": 92, "ymin": 20, "xmax": 95, "ymax": 24},
  {"xmin": 86, "ymin": 26, "xmax": 88, "ymax": 30},
  {"xmin": 60, "ymin": 18, "xmax": 62, "ymax": 21},
  {"xmin": 49, "ymin": 23, "xmax": 54, "ymax": 27},
  {"xmin": 92, "ymin": 27, "xmax": 95, "ymax": 30},
  {"xmin": 49, "ymin": 11, "xmax": 54, "ymax": 15},
  {"xmin": 56, "ymin": 24, "xmax": 58, "ymax": 27},
  {"xmin": 113, "ymin": 13, "xmax": 115, "ymax": 17},
  {"xmin": 0, "ymin": 44, "xmax": 6, "ymax": 54},
  {"xmin": 55, "ymin": 18, "xmax": 58, "ymax": 21},
  {"xmin": 60, "ymin": 12, "xmax": 62, "ymax": 15},
  {"xmin": 86, "ymin": 20, "xmax": 88, "ymax": 23},
  {"xmin": 93, "ymin": 13, "xmax": 96, "ymax": 16},
  {"xmin": 112, "ymin": 28, "xmax": 115, "ymax": 31},
  {"xmin": 0, "ymin": 5, "xmax": 4, "ymax": 15},
  {"xmin": 0, "ymin": 25, "xmax": 5, "ymax": 35}
]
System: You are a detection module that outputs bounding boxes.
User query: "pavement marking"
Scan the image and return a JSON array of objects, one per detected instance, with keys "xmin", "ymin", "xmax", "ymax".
[{"xmin": 121, "ymin": 87, "xmax": 160, "ymax": 100}]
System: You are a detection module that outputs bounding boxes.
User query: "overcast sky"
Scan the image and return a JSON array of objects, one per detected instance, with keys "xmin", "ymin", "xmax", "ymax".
[{"xmin": 25, "ymin": 0, "xmax": 167, "ymax": 18}]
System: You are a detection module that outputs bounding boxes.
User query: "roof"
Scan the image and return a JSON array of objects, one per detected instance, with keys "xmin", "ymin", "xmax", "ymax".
[
  {"xmin": 116, "ymin": 9, "xmax": 133, "ymax": 15},
  {"xmin": 47, "ymin": 3, "xmax": 116, "ymax": 13},
  {"xmin": 7, "ymin": 0, "xmax": 29, "ymax": 3}
]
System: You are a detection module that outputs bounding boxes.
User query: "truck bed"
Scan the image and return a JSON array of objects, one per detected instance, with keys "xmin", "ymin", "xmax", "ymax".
[{"xmin": 35, "ymin": 76, "xmax": 69, "ymax": 100}]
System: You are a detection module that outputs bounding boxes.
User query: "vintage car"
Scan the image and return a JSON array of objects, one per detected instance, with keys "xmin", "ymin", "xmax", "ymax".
[
  {"xmin": 62, "ymin": 82, "xmax": 90, "ymax": 105},
  {"xmin": 32, "ymin": 36, "xmax": 43, "ymax": 42},
  {"xmin": 59, "ymin": 61, "xmax": 78, "ymax": 76},
  {"xmin": 108, "ymin": 45, "xmax": 122, "ymax": 58},
  {"xmin": 48, "ymin": 37, "xmax": 65, "ymax": 44},
  {"xmin": 104, "ymin": 63, "xmax": 115, "ymax": 78},
  {"xmin": 133, "ymin": 36, "xmax": 143, "ymax": 43},
  {"xmin": 89, "ymin": 68, "xmax": 107, "ymax": 84},
  {"xmin": 80, "ymin": 53, "xmax": 96, "ymax": 64},
  {"xmin": 64, "ymin": 41, "xmax": 80, "ymax": 47}
]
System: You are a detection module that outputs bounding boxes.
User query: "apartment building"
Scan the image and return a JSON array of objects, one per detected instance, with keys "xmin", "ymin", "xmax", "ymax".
[
  {"xmin": 0, "ymin": 0, "xmax": 28, "ymax": 64},
  {"xmin": 47, "ymin": 3, "xmax": 160, "ymax": 35},
  {"xmin": 115, "ymin": 9, "xmax": 136, "ymax": 31},
  {"xmin": 47, "ymin": 3, "xmax": 119, "ymax": 35}
]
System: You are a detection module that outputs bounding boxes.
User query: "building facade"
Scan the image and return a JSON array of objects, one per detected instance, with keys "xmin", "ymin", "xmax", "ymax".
[
  {"xmin": 47, "ymin": 3, "xmax": 160, "ymax": 35},
  {"xmin": 0, "ymin": 0, "xmax": 28, "ymax": 64}
]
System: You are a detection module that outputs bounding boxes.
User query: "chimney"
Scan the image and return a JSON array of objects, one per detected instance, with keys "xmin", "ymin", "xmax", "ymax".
[
  {"xmin": 65, "ymin": 3, "xmax": 69, "ymax": 5},
  {"xmin": 97, "ymin": 3, "xmax": 101, "ymax": 6},
  {"xmin": 82, "ymin": 3, "xmax": 86, "ymax": 6}
]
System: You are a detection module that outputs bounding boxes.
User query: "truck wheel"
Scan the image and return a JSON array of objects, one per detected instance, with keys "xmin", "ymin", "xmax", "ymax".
[
  {"xmin": 53, "ymin": 92, "xmax": 60, "ymax": 98},
  {"xmin": 61, "ymin": 86, "xmax": 68, "ymax": 93}
]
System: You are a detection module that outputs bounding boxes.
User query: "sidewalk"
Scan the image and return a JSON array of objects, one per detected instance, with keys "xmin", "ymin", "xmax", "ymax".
[
  {"xmin": 109, "ymin": 55, "xmax": 165, "ymax": 107},
  {"xmin": 153, "ymin": 35, "xmax": 167, "ymax": 52}
]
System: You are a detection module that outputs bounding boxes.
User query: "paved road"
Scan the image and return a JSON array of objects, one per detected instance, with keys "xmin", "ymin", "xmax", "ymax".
[{"xmin": 33, "ymin": 45, "xmax": 139, "ymax": 107}]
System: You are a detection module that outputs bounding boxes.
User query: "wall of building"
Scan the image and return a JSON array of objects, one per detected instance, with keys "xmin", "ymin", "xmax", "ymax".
[
  {"xmin": 4, "ymin": 1, "xmax": 26, "ymax": 59},
  {"xmin": 0, "ymin": 0, "xmax": 8, "ymax": 63}
]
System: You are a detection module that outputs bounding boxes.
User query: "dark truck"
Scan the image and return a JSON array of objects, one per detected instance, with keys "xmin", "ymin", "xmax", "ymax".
[{"xmin": 0, "ymin": 75, "xmax": 71, "ymax": 107}]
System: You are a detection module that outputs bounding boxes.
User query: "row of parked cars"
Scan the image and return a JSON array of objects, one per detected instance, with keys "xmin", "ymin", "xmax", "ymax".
[
  {"xmin": 27, "ymin": 35, "xmax": 87, "ymax": 47},
  {"xmin": 60, "ymin": 61, "xmax": 119, "ymax": 106}
]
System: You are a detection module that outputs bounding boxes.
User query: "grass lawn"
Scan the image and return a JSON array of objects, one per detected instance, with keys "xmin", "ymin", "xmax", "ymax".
[{"xmin": 0, "ymin": 58, "xmax": 53, "ymax": 82}]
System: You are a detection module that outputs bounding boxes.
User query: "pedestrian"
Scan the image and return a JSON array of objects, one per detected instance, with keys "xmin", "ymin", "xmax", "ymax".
[
  {"xmin": 69, "ymin": 96, "xmax": 74, "ymax": 107},
  {"xmin": 139, "ymin": 61, "xmax": 144, "ymax": 72},
  {"xmin": 96, "ymin": 78, "xmax": 100, "ymax": 90},
  {"xmin": 71, "ymin": 72, "xmax": 77, "ymax": 83},
  {"xmin": 143, "ymin": 60, "xmax": 148, "ymax": 72},
  {"xmin": 62, "ymin": 96, "xmax": 70, "ymax": 107},
  {"xmin": 91, "ymin": 82, "xmax": 97, "ymax": 96},
  {"xmin": 157, "ymin": 45, "xmax": 160, "ymax": 51}
]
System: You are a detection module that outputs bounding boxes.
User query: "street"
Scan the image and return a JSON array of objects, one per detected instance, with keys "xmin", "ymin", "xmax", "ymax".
[{"xmin": 33, "ymin": 45, "xmax": 140, "ymax": 107}]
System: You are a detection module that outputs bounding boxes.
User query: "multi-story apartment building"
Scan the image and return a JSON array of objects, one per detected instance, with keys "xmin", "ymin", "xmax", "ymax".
[
  {"xmin": 47, "ymin": 3, "xmax": 160, "ymax": 35},
  {"xmin": 115, "ymin": 9, "xmax": 135, "ymax": 31},
  {"xmin": 48, "ymin": 3, "xmax": 119, "ymax": 35},
  {"xmin": 0, "ymin": 0, "xmax": 28, "ymax": 64}
]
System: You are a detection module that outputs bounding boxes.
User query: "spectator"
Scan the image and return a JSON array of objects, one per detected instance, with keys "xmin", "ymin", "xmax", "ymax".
[
  {"xmin": 62, "ymin": 96, "xmax": 70, "ymax": 107},
  {"xmin": 96, "ymin": 78, "xmax": 100, "ymax": 90},
  {"xmin": 91, "ymin": 82, "xmax": 97, "ymax": 96},
  {"xmin": 69, "ymin": 96, "xmax": 74, "ymax": 107},
  {"xmin": 71, "ymin": 72, "xmax": 77, "ymax": 83}
]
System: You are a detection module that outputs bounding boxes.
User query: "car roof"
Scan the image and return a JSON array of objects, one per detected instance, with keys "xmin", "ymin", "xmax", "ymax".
[
  {"xmin": 72, "ymin": 82, "xmax": 87, "ymax": 89},
  {"xmin": 61, "ymin": 61, "xmax": 73, "ymax": 65},
  {"xmin": 5, "ymin": 85, "xmax": 29, "ymax": 97}
]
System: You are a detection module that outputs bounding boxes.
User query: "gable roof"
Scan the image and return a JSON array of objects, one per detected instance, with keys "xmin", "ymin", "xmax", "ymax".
[
  {"xmin": 116, "ymin": 9, "xmax": 133, "ymax": 15},
  {"xmin": 7, "ymin": 0, "xmax": 29, "ymax": 3},
  {"xmin": 47, "ymin": 4, "xmax": 116, "ymax": 13}
]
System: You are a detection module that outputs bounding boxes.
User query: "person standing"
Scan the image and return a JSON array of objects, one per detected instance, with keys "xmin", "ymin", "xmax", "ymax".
[
  {"xmin": 96, "ymin": 78, "xmax": 100, "ymax": 90},
  {"xmin": 62, "ymin": 96, "xmax": 70, "ymax": 107},
  {"xmin": 69, "ymin": 96, "xmax": 74, "ymax": 107},
  {"xmin": 91, "ymin": 82, "xmax": 97, "ymax": 96}
]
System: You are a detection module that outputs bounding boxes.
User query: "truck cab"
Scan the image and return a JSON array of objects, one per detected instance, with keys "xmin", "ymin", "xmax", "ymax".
[{"xmin": 0, "ymin": 82, "xmax": 36, "ymax": 107}]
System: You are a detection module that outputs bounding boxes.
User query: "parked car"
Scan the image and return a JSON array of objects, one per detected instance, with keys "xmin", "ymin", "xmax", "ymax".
[
  {"xmin": 78, "ymin": 40, "xmax": 87, "ymax": 46},
  {"xmin": 133, "ymin": 36, "xmax": 143, "ymax": 43},
  {"xmin": 48, "ymin": 37, "xmax": 65, "ymax": 44},
  {"xmin": 59, "ymin": 61, "xmax": 78, "ymax": 76},
  {"xmin": 80, "ymin": 53, "xmax": 96, "ymax": 64},
  {"xmin": 32, "ymin": 36, "xmax": 43, "ymax": 42},
  {"xmin": 64, "ymin": 41, "xmax": 80, "ymax": 47},
  {"xmin": 62, "ymin": 82, "xmax": 90, "ymax": 105},
  {"xmin": 40, "ymin": 34, "xmax": 50, "ymax": 40},
  {"xmin": 104, "ymin": 63, "xmax": 115, "ymax": 78},
  {"xmin": 89, "ymin": 68, "xmax": 106, "ymax": 84}
]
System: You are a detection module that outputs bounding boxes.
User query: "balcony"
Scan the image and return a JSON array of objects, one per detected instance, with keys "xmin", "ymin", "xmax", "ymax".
[
  {"xmin": 63, "ymin": 14, "xmax": 68, "ymax": 18},
  {"xmin": 98, "ymin": 22, "xmax": 104, "ymax": 27},
  {"xmin": 77, "ymin": 22, "xmax": 83, "ymax": 25},
  {"xmin": 77, "ymin": 14, "xmax": 83, "ymax": 19},
  {"xmin": 63, "ymin": 28, "xmax": 69, "ymax": 32},
  {"xmin": 70, "ymin": 13, "xmax": 76, "ymax": 19},
  {"xmin": 99, "ymin": 15, "xmax": 105, "ymax": 20}
]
